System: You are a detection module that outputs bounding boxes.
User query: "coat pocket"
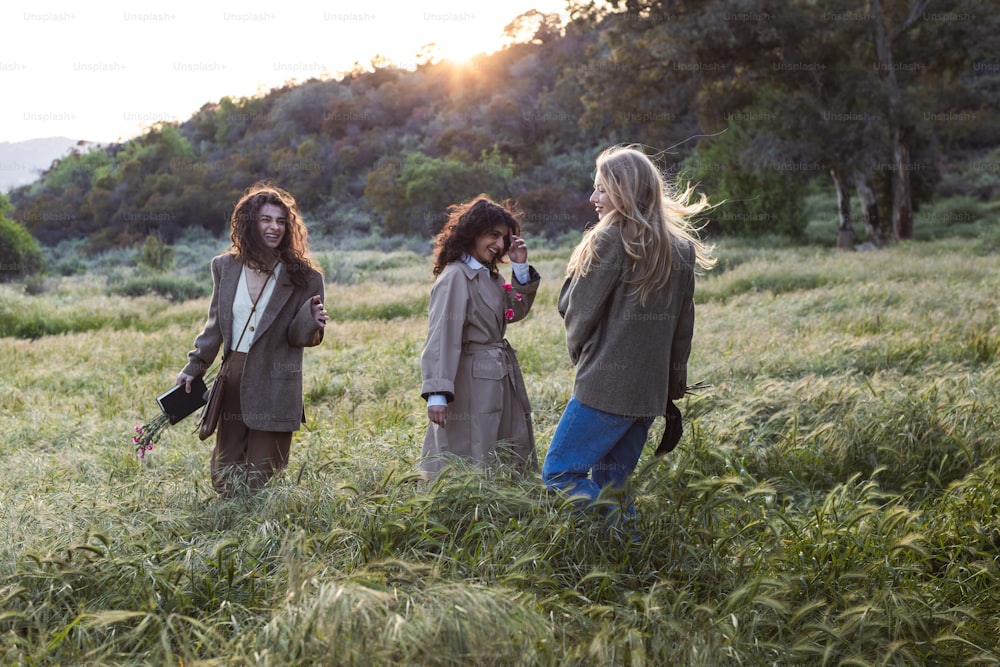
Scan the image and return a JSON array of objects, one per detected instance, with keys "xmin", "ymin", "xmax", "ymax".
[
  {"xmin": 471, "ymin": 350, "xmax": 507, "ymax": 380},
  {"xmin": 268, "ymin": 361, "xmax": 302, "ymax": 424},
  {"xmin": 470, "ymin": 350, "xmax": 507, "ymax": 414}
]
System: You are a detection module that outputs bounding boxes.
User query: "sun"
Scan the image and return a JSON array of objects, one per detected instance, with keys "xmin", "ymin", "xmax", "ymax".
[
  {"xmin": 418, "ymin": 35, "xmax": 496, "ymax": 66},
  {"xmin": 441, "ymin": 34, "xmax": 492, "ymax": 63},
  {"xmin": 416, "ymin": 8, "xmax": 565, "ymax": 66}
]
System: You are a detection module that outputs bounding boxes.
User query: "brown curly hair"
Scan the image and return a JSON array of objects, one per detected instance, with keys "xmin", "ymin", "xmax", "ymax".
[
  {"xmin": 228, "ymin": 181, "xmax": 319, "ymax": 286},
  {"xmin": 432, "ymin": 195, "xmax": 521, "ymax": 278}
]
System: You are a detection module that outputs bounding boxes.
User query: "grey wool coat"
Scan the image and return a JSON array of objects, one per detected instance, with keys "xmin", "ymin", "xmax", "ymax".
[
  {"xmin": 420, "ymin": 261, "xmax": 540, "ymax": 476},
  {"xmin": 182, "ymin": 253, "xmax": 325, "ymax": 432},
  {"xmin": 558, "ymin": 226, "xmax": 696, "ymax": 419}
]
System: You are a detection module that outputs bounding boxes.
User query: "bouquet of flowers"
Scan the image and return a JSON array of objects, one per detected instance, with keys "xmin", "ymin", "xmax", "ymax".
[
  {"xmin": 132, "ymin": 368, "xmax": 217, "ymax": 460},
  {"xmin": 132, "ymin": 415, "xmax": 169, "ymax": 460}
]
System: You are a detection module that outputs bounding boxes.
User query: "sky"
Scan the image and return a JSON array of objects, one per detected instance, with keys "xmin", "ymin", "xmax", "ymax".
[{"xmin": 1, "ymin": 0, "xmax": 570, "ymax": 145}]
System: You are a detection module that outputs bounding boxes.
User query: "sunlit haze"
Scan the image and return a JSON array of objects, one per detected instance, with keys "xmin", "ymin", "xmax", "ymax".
[{"xmin": 1, "ymin": 0, "xmax": 568, "ymax": 144}]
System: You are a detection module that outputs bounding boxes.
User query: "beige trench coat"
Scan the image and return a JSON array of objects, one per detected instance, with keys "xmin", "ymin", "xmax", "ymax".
[{"xmin": 420, "ymin": 261, "xmax": 540, "ymax": 476}]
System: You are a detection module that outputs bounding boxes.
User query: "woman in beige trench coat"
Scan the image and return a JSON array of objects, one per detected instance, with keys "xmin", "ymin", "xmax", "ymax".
[{"xmin": 419, "ymin": 195, "xmax": 541, "ymax": 478}]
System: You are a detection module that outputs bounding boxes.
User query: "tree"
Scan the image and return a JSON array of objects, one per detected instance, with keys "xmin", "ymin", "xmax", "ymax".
[
  {"xmin": 685, "ymin": 123, "xmax": 808, "ymax": 239},
  {"xmin": 502, "ymin": 10, "xmax": 564, "ymax": 46},
  {"xmin": 869, "ymin": 0, "xmax": 932, "ymax": 240},
  {"xmin": 566, "ymin": 0, "xmax": 989, "ymax": 245},
  {"xmin": 0, "ymin": 195, "xmax": 43, "ymax": 281},
  {"xmin": 365, "ymin": 149, "xmax": 515, "ymax": 235}
]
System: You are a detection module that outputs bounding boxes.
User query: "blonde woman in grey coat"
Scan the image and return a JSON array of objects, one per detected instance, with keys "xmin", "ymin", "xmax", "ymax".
[
  {"xmin": 542, "ymin": 145, "xmax": 716, "ymax": 528},
  {"xmin": 420, "ymin": 196, "xmax": 541, "ymax": 478}
]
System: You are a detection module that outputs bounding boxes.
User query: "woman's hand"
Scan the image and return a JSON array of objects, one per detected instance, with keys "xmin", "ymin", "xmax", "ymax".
[
  {"xmin": 428, "ymin": 405, "xmax": 447, "ymax": 428},
  {"xmin": 176, "ymin": 372, "xmax": 197, "ymax": 393},
  {"xmin": 311, "ymin": 295, "xmax": 328, "ymax": 328},
  {"xmin": 508, "ymin": 234, "xmax": 528, "ymax": 264}
]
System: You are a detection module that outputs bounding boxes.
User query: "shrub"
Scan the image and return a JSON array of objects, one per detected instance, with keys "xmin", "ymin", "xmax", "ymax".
[
  {"xmin": 108, "ymin": 274, "xmax": 210, "ymax": 302},
  {"xmin": 921, "ymin": 196, "xmax": 988, "ymax": 227},
  {"xmin": 935, "ymin": 148, "xmax": 1000, "ymax": 200},
  {"xmin": 0, "ymin": 215, "xmax": 44, "ymax": 281},
  {"xmin": 138, "ymin": 235, "xmax": 175, "ymax": 273},
  {"xmin": 23, "ymin": 274, "xmax": 48, "ymax": 295},
  {"xmin": 683, "ymin": 125, "xmax": 809, "ymax": 239}
]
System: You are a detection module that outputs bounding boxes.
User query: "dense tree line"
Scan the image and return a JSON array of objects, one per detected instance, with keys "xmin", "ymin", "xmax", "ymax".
[
  {"xmin": 574, "ymin": 0, "xmax": 998, "ymax": 244},
  {"xmin": 8, "ymin": 1, "xmax": 998, "ymax": 255}
]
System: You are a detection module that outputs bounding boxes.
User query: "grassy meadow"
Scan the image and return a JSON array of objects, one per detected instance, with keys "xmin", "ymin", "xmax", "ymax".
[{"xmin": 1, "ymin": 228, "xmax": 999, "ymax": 665}]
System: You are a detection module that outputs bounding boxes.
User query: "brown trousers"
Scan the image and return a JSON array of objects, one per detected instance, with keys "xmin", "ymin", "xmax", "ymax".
[{"xmin": 211, "ymin": 352, "xmax": 292, "ymax": 496}]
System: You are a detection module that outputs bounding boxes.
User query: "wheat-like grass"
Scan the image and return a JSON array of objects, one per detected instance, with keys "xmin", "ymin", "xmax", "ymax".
[{"xmin": 1, "ymin": 238, "xmax": 998, "ymax": 664}]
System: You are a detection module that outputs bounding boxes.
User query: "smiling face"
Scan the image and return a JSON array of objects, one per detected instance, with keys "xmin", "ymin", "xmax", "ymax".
[
  {"xmin": 470, "ymin": 222, "xmax": 510, "ymax": 265},
  {"xmin": 590, "ymin": 173, "xmax": 616, "ymax": 220},
  {"xmin": 256, "ymin": 203, "xmax": 287, "ymax": 250}
]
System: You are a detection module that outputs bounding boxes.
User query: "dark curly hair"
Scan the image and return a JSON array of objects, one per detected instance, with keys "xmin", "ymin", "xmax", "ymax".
[
  {"xmin": 432, "ymin": 195, "xmax": 521, "ymax": 277},
  {"xmin": 228, "ymin": 181, "xmax": 319, "ymax": 286}
]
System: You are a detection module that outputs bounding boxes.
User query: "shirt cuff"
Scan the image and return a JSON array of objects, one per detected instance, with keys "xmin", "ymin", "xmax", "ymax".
[
  {"xmin": 511, "ymin": 261, "xmax": 530, "ymax": 285},
  {"xmin": 427, "ymin": 394, "xmax": 448, "ymax": 407}
]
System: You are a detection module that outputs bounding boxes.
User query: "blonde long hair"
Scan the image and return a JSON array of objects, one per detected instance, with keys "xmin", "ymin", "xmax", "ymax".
[{"xmin": 566, "ymin": 145, "xmax": 716, "ymax": 305}]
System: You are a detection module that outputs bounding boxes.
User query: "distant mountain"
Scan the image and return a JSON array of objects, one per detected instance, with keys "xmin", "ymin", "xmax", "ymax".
[{"xmin": 0, "ymin": 137, "xmax": 98, "ymax": 193}]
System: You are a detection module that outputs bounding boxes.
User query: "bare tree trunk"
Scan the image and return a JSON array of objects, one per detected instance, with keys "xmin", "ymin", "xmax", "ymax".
[
  {"xmin": 831, "ymin": 168, "xmax": 856, "ymax": 249},
  {"xmin": 869, "ymin": 0, "xmax": 928, "ymax": 240},
  {"xmin": 892, "ymin": 125, "xmax": 914, "ymax": 239},
  {"xmin": 854, "ymin": 172, "xmax": 886, "ymax": 247}
]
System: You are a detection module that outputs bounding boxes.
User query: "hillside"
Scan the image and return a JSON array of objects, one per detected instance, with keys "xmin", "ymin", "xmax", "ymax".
[
  {"xmin": 0, "ymin": 137, "xmax": 93, "ymax": 192},
  {"xmin": 5, "ymin": 1, "xmax": 998, "ymax": 253}
]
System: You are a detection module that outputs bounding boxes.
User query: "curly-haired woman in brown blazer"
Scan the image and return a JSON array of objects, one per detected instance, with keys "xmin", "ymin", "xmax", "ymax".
[{"xmin": 176, "ymin": 182, "xmax": 328, "ymax": 496}]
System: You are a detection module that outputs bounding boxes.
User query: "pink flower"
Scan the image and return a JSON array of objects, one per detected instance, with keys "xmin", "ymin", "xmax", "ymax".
[
  {"xmin": 515, "ymin": 293, "xmax": 523, "ymax": 302},
  {"xmin": 504, "ymin": 308, "xmax": 515, "ymax": 321},
  {"xmin": 132, "ymin": 413, "xmax": 170, "ymax": 459},
  {"xmin": 503, "ymin": 283, "xmax": 513, "ymax": 292}
]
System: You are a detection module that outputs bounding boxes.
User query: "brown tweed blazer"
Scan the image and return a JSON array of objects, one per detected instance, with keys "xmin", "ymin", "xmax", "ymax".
[
  {"xmin": 181, "ymin": 253, "xmax": 325, "ymax": 431},
  {"xmin": 558, "ymin": 226, "xmax": 696, "ymax": 418}
]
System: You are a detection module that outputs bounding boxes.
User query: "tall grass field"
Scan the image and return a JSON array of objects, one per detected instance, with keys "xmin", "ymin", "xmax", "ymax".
[{"xmin": 1, "ymin": 235, "xmax": 999, "ymax": 665}]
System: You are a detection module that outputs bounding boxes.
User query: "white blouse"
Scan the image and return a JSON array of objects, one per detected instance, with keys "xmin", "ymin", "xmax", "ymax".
[{"xmin": 231, "ymin": 263, "xmax": 281, "ymax": 353}]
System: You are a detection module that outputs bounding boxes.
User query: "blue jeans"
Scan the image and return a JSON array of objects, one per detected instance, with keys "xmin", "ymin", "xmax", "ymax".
[{"xmin": 542, "ymin": 397, "xmax": 653, "ymax": 506}]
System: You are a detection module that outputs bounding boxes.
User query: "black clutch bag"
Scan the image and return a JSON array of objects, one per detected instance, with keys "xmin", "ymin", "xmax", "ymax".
[
  {"xmin": 655, "ymin": 400, "xmax": 683, "ymax": 456},
  {"xmin": 156, "ymin": 377, "xmax": 208, "ymax": 425}
]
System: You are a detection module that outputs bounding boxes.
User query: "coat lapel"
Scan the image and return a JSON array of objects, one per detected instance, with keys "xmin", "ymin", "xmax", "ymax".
[
  {"xmin": 218, "ymin": 256, "xmax": 241, "ymax": 353},
  {"xmin": 472, "ymin": 269, "xmax": 506, "ymax": 333},
  {"xmin": 455, "ymin": 261, "xmax": 507, "ymax": 336},
  {"xmin": 252, "ymin": 265, "xmax": 294, "ymax": 346}
]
